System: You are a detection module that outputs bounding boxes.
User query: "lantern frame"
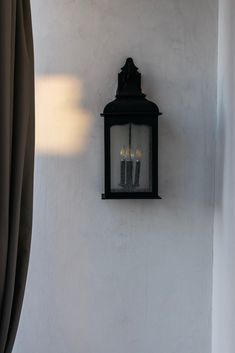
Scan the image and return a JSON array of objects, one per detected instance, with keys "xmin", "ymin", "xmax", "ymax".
[{"xmin": 101, "ymin": 58, "xmax": 161, "ymax": 199}]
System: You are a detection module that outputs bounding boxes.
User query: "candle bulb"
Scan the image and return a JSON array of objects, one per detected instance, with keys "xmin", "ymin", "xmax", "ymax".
[
  {"xmin": 119, "ymin": 146, "xmax": 126, "ymax": 187},
  {"xmin": 134, "ymin": 147, "xmax": 143, "ymax": 188}
]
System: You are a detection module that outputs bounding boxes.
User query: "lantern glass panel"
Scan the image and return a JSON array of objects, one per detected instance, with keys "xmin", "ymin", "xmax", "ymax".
[{"xmin": 110, "ymin": 123, "xmax": 152, "ymax": 193}]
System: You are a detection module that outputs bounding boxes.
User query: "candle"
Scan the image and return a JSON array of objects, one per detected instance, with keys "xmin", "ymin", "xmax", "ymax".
[
  {"xmin": 120, "ymin": 160, "xmax": 125, "ymax": 186},
  {"xmin": 126, "ymin": 147, "xmax": 134, "ymax": 190},
  {"xmin": 119, "ymin": 146, "xmax": 126, "ymax": 186},
  {"xmin": 134, "ymin": 160, "xmax": 141, "ymax": 187},
  {"xmin": 134, "ymin": 147, "xmax": 143, "ymax": 188},
  {"xmin": 126, "ymin": 160, "xmax": 133, "ymax": 189}
]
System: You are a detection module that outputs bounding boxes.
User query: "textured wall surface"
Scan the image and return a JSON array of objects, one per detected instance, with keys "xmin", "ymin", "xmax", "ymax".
[{"xmin": 14, "ymin": 1, "xmax": 217, "ymax": 353}]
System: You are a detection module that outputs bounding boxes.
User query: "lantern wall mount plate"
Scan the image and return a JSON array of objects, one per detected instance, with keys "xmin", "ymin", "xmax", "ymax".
[{"xmin": 101, "ymin": 58, "xmax": 161, "ymax": 199}]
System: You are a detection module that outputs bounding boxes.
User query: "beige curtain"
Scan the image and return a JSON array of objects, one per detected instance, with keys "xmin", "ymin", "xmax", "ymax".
[{"xmin": 0, "ymin": 0, "xmax": 34, "ymax": 352}]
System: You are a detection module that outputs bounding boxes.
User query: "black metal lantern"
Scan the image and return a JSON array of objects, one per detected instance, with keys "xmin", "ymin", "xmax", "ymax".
[{"xmin": 101, "ymin": 58, "xmax": 161, "ymax": 199}]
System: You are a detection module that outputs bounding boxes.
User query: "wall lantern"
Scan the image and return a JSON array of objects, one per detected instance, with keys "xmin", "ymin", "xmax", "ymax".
[{"xmin": 101, "ymin": 58, "xmax": 161, "ymax": 199}]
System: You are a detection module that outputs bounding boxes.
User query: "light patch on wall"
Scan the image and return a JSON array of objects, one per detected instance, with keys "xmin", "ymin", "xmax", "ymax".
[{"xmin": 36, "ymin": 75, "xmax": 92, "ymax": 155}]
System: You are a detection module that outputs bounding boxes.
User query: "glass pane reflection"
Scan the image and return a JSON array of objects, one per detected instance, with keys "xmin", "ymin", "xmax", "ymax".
[{"xmin": 110, "ymin": 123, "xmax": 152, "ymax": 192}]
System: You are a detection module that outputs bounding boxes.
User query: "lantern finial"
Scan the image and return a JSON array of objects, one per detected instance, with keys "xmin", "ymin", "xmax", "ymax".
[{"xmin": 116, "ymin": 58, "xmax": 145, "ymax": 98}]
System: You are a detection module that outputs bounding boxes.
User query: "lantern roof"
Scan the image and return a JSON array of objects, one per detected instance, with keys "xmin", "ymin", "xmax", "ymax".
[{"xmin": 101, "ymin": 58, "xmax": 161, "ymax": 116}]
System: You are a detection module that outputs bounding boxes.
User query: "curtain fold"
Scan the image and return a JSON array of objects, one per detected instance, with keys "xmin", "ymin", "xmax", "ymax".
[{"xmin": 0, "ymin": 0, "xmax": 34, "ymax": 352}]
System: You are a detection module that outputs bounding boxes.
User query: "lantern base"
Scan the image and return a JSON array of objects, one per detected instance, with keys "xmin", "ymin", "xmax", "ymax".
[{"xmin": 101, "ymin": 193, "xmax": 161, "ymax": 200}]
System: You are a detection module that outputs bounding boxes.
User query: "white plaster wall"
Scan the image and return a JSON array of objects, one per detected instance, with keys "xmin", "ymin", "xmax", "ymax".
[
  {"xmin": 212, "ymin": 0, "xmax": 235, "ymax": 352},
  {"xmin": 14, "ymin": 1, "xmax": 218, "ymax": 353}
]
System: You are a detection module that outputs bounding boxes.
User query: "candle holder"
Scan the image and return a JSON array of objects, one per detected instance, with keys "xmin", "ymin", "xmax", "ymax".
[{"xmin": 101, "ymin": 57, "xmax": 162, "ymax": 199}]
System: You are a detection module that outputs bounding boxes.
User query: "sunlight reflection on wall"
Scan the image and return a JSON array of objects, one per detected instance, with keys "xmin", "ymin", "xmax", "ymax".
[{"xmin": 35, "ymin": 75, "xmax": 92, "ymax": 155}]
